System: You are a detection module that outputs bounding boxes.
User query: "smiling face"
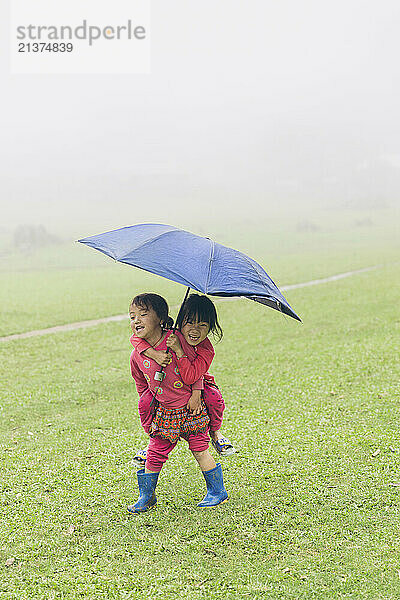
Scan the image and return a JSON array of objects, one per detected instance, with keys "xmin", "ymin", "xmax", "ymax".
[
  {"xmin": 129, "ymin": 303, "xmax": 162, "ymax": 343},
  {"xmin": 180, "ymin": 318, "xmax": 210, "ymax": 346}
]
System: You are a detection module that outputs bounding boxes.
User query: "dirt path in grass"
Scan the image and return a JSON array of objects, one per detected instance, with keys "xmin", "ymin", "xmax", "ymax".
[{"xmin": 0, "ymin": 265, "xmax": 381, "ymax": 342}]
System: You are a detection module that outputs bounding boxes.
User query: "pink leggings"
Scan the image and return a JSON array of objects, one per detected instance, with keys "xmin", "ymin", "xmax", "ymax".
[
  {"xmin": 146, "ymin": 433, "xmax": 209, "ymax": 472},
  {"xmin": 203, "ymin": 383, "xmax": 225, "ymax": 432},
  {"xmin": 138, "ymin": 383, "xmax": 225, "ymax": 435}
]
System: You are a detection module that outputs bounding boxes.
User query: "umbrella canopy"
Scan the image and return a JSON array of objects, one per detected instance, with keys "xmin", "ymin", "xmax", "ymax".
[{"xmin": 78, "ymin": 223, "xmax": 301, "ymax": 322}]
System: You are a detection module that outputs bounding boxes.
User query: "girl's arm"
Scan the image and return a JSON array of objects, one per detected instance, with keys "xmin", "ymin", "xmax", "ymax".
[
  {"xmin": 130, "ymin": 351, "xmax": 150, "ymax": 396},
  {"xmin": 130, "ymin": 334, "xmax": 170, "ymax": 367},
  {"xmin": 130, "ymin": 334, "xmax": 151, "ymax": 355},
  {"xmin": 191, "ymin": 377, "xmax": 204, "ymax": 391},
  {"xmin": 174, "ymin": 334, "xmax": 215, "ymax": 385}
]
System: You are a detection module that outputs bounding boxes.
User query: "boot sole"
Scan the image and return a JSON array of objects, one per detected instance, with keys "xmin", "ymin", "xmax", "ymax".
[
  {"xmin": 197, "ymin": 497, "xmax": 229, "ymax": 508},
  {"xmin": 127, "ymin": 501, "xmax": 157, "ymax": 514}
]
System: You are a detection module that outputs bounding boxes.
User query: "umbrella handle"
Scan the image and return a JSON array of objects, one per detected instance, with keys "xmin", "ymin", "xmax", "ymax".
[
  {"xmin": 173, "ymin": 287, "xmax": 191, "ymax": 332},
  {"xmin": 153, "ymin": 285, "xmax": 190, "ymax": 401}
]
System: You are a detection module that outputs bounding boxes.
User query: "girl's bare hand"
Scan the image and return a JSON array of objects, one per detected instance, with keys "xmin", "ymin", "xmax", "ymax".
[
  {"xmin": 152, "ymin": 350, "xmax": 172, "ymax": 367},
  {"xmin": 187, "ymin": 394, "xmax": 202, "ymax": 415},
  {"xmin": 166, "ymin": 334, "xmax": 183, "ymax": 356}
]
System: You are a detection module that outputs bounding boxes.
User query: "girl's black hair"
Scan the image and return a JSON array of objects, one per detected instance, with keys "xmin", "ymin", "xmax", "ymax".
[
  {"xmin": 130, "ymin": 293, "xmax": 174, "ymax": 330},
  {"xmin": 175, "ymin": 293, "xmax": 223, "ymax": 341}
]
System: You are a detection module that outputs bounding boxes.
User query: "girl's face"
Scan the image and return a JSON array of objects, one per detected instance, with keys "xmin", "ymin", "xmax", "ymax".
[
  {"xmin": 129, "ymin": 304, "xmax": 162, "ymax": 340},
  {"xmin": 181, "ymin": 317, "xmax": 210, "ymax": 346}
]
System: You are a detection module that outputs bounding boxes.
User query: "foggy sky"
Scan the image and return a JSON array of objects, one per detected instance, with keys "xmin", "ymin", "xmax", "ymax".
[{"xmin": 1, "ymin": 0, "xmax": 400, "ymax": 234}]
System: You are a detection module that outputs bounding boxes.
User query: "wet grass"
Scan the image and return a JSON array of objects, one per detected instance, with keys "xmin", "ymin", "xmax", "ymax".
[{"xmin": 1, "ymin": 261, "xmax": 399, "ymax": 599}]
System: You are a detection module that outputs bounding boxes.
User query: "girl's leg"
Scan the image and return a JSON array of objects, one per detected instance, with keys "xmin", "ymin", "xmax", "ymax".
[
  {"xmin": 145, "ymin": 436, "xmax": 177, "ymax": 473},
  {"xmin": 132, "ymin": 390, "xmax": 155, "ymax": 468},
  {"xmin": 187, "ymin": 433, "xmax": 216, "ymax": 471},
  {"xmin": 187, "ymin": 433, "xmax": 228, "ymax": 507},
  {"xmin": 203, "ymin": 384, "xmax": 237, "ymax": 456},
  {"xmin": 138, "ymin": 390, "xmax": 156, "ymax": 434},
  {"xmin": 203, "ymin": 384, "xmax": 225, "ymax": 442},
  {"xmin": 192, "ymin": 449, "xmax": 216, "ymax": 471},
  {"xmin": 128, "ymin": 436, "xmax": 176, "ymax": 514}
]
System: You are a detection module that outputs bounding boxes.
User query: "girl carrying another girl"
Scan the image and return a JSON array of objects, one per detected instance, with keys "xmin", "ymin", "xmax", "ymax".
[
  {"xmin": 131, "ymin": 293, "xmax": 236, "ymax": 467},
  {"xmin": 128, "ymin": 293, "xmax": 228, "ymax": 513}
]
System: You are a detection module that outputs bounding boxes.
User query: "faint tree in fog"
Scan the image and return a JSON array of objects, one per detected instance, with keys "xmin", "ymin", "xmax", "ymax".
[{"xmin": 13, "ymin": 225, "xmax": 59, "ymax": 252}]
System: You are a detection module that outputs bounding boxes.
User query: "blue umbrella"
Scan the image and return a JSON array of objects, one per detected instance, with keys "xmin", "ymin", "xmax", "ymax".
[{"xmin": 78, "ymin": 223, "xmax": 301, "ymax": 322}]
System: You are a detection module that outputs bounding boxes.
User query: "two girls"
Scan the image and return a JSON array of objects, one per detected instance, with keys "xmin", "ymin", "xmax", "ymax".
[
  {"xmin": 128, "ymin": 293, "xmax": 229, "ymax": 513},
  {"xmin": 131, "ymin": 293, "xmax": 236, "ymax": 463}
]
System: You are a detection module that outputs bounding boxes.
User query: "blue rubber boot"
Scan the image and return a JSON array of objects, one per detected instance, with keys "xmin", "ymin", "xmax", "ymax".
[
  {"xmin": 197, "ymin": 463, "xmax": 228, "ymax": 508},
  {"xmin": 127, "ymin": 469, "xmax": 159, "ymax": 514}
]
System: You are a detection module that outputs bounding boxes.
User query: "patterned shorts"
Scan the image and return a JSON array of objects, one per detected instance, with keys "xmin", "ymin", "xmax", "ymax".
[{"xmin": 150, "ymin": 402, "xmax": 210, "ymax": 444}]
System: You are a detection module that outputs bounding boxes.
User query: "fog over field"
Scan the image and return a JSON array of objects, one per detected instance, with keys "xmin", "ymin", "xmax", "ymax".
[{"xmin": 1, "ymin": 0, "xmax": 400, "ymax": 238}]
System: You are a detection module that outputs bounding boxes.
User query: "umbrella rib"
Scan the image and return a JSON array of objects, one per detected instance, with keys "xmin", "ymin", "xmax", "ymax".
[
  {"xmin": 239, "ymin": 252, "xmax": 284, "ymax": 300},
  {"xmin": 205, "ymin": 239, "xmax": 215, "ymax": 294},
  {"xmin": 116, "ymin": 228, "xmax": 178, "ymax": 261}
]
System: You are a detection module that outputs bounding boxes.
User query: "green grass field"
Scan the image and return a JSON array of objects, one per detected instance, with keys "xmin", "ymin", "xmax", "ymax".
[{"xmin": 1, "ymin": 213, "xmax": 399, "ymax": 599}]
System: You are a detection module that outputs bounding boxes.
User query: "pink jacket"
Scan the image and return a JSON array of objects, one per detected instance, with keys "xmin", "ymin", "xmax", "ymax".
[
  {"xmin": 130, "ymin": 331, "xmax": 204, "ymax": 409},
  {"xmin": 131, "ymin": 330, "xmax": 217, "ymax": 386}
]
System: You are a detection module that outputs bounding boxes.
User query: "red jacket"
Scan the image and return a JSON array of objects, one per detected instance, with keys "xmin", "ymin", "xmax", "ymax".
[{"xmin": 130, "ymin": 330, "xmax": 216, "ymax": 386}]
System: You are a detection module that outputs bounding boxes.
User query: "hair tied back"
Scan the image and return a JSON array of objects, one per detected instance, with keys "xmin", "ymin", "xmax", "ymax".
[{"xmin": 162, "ymin": 316, "xmax": 174, "ymax": 330}]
